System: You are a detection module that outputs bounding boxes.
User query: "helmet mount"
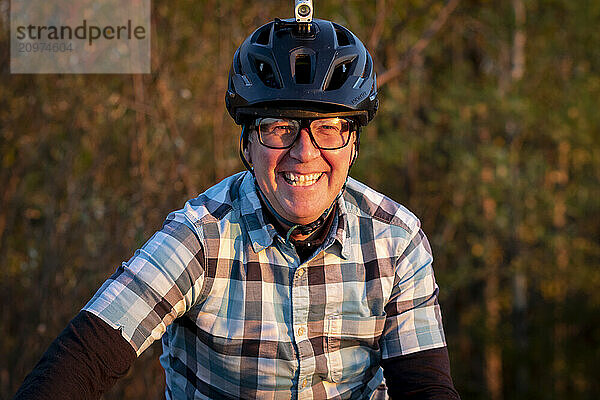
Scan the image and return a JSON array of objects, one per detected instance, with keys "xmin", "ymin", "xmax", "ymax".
[
  {"xmin": 294, "ymin": 0, "xmax": 314, "ymax": 34},
  {"xmin": 273, "ymin": 18, "xmax": 315, "ymax": 37}
]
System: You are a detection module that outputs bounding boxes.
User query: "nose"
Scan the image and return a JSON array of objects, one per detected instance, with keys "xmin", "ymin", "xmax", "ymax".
[{"xmin": 288, "ymin": 128, "xmax": 321, "ymax": 161}]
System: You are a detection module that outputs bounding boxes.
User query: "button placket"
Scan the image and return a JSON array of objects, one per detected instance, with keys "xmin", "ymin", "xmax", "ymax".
[{"xmin": 292, "ymin": 264, "xmax": 312, "ymax": 394}]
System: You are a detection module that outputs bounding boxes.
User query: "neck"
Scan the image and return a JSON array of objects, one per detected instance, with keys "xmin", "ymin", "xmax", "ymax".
[
  {"xmin": 256, "ymin": 190, "xmax": 336, "ymax": 246},
  {"xmin": 282, "ymin": 206, "xmax": 336, "ymax": 244},
  {"xmin": 254, "ymin": 178, "xmax": 337, "ymax": 240}
]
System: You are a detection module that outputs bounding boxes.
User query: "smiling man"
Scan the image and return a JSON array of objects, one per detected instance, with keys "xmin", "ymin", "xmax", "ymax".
[
  {"xmin": 247, "ymin": 117, "xmax": 355, "ymax": 224},
  {"xmin": 15, "ymin": 14, "xmax": 459, "ymax": 400}
]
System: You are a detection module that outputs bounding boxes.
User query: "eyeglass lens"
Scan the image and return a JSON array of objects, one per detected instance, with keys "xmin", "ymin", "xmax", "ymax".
[{"xmin": 257, "ymin": 118, "xmax": 351, "ymax": 149}]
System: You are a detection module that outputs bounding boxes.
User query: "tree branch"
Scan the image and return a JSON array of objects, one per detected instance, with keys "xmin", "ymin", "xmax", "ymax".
[
  {"xmin": 368, "ymin": 0, "xmax": 386, "ymax": 50},
  {"xmin": 511, "ymin": 0, "xmax": 526, "ymax": 81},
  {"xmin": 378, "ymin": 0, "xmax": 461, "ymax": 88}
]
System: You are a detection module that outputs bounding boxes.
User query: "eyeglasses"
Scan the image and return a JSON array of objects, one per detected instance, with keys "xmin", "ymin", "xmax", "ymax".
[{"xmin": 254, "ymin": 117, "xmax": 354, "ymax": 150}]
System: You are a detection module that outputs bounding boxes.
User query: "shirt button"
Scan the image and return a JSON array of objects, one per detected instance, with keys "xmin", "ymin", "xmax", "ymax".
[
  {"xmin": 297, "ymin": 268, "xmax": 305, "ymax": 277},
  {"xmin": 297, "ymin": 327, "xmax": 305, "ymax": 336},
  {"xmin": 301, "ymin": 378, "xmax": 308, "ymax": 388}
]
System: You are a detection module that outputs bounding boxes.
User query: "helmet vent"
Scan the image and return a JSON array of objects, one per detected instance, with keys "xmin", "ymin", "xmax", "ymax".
[
  {"xmin": 325, "ymin": 61, "xmax": 353, "ymax": 91},
  {"xmin": 255, "ymin": 26, "xmax": 271, "ymax": 45},
  {"xmin": 295, "ymin": 54, "xmax": 313, "ymax": 84},
  {"xmin": 254, "ymin": 60, "xmax": 280, "ymax": 88},
  {"xmin": 235, "ymin": 52, "xmax": 243, "ymax": 74},
  {"xmin": 334, "ymin": 27, "xmax": 351, "ymax": 47},
  {"xmin": 361, "ymin": 53, "xmax": 372, "ymax": 78}
]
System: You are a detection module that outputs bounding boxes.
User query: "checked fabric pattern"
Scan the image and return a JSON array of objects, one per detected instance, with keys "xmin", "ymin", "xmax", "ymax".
[{"xmin": 84, "ymin": 171, "xmax": 446, "ymax": 399}]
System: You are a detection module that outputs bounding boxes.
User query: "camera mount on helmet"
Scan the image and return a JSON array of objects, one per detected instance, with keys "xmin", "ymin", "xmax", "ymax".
[{"xmin": 294, "ymin": 0, "xmax": 314, "ymax": 34}]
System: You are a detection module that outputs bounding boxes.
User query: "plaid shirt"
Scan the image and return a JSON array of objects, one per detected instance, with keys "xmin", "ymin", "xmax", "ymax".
[{"xmin": 84, "ymin": 171, "xmax": 446, "ymax": 399}]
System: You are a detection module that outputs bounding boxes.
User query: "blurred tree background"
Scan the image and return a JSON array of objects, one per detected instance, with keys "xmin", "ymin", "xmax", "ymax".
[{"xmin": 1, "ymin": 0, "xmax": 599, "ymax": 398}]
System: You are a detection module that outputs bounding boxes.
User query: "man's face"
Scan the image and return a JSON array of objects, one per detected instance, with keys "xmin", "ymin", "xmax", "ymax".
[{"xmin": 247, "ymin": 123, "xmax": 356, "ymax": 226}]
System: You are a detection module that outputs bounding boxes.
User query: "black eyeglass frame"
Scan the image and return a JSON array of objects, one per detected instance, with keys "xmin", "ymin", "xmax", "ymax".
[{"xmin": 252, "ymin": 117, "xmax": 357, "ymax": 150}]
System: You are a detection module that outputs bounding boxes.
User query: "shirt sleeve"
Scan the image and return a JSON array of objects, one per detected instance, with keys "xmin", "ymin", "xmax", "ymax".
[
  {"xmin": 83, "ymin": 213, "xmax": 206, "ymax": 355},
  {"xmin": 13, "ymin": 310, "xmax": 136, "ymax": 400},
  {"xmin": 381, "ymin": 226, "xmax": 447, "ymax": 358},
  {"xmin": 381, "ymin": 346, "xmax": 460, "ymax": 399}
]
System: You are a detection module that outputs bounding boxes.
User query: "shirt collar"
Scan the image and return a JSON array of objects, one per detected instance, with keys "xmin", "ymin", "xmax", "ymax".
[
  {"xmin": 334, "ymin": 193, "xmax": 351, "ymax": 259},
  {"xmin": 238, "ymin": 172, "xmax": 279, "ymax": 253}
]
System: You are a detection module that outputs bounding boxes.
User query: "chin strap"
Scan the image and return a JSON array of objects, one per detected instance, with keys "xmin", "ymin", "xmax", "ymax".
[{"xmin": 239, "ymin": 125, "xmax": 254, "ymax": 173}]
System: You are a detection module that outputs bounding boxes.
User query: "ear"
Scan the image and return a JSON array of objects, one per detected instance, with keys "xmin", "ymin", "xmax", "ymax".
[
  {"xmin": 243, "ymin": 131, "xmax": 253, "ymax": 164},
  {"xmin": 350, "ymin": 131, "xmax": 359, "ymax": 166}
]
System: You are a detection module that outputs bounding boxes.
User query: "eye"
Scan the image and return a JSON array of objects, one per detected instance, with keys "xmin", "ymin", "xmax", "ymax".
[
  {"xmin": 318, "ymin": 124, "xmax": 339, "ymax": 131},
  {"xmin": 312, "ymin": 119, "xmax": 343, "ymax": 134},
  {"xmin": 270, "ymin": 123, "xmax": 295, "ymax": 135}
]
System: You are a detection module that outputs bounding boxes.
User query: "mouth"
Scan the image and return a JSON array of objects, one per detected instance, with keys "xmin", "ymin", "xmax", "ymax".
[{"xmin": 281, "ymin": 171, "xmax": 324, "ymax": 187}]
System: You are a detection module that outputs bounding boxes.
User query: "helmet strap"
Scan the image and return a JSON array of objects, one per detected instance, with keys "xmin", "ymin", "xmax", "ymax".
[{"xmin": 239, "ymin": 125, "xmax": 254, "ymax": 174}]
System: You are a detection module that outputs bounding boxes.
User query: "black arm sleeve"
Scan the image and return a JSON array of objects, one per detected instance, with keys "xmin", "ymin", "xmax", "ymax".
[
  {"xmin": 381, "ymin": 346, "xmax": 460, "ymax": 400},
  {"xmin": 13, "ymin": 310, "xmax": 136, "ymax": 400}
]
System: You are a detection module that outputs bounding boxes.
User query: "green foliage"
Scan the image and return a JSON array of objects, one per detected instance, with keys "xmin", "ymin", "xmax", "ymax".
[{"xmin": 1, "ymin": 0, "xmax": 599, "ymax": 398}]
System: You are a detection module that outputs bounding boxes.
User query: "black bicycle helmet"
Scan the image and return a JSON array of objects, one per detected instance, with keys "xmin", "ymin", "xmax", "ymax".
[{"xmin": 225, "ymin": 18, "xmax": 378, "ymax": 126}]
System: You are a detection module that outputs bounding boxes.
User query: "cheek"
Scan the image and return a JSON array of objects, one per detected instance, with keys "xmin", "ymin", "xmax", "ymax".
[
  {"xmin": 326, "ymin": 149, "xmax": 354, "ymax": 177},
  {"xmin": 250, "ymin": 146, "xmax": 281, "ymax": 182}
]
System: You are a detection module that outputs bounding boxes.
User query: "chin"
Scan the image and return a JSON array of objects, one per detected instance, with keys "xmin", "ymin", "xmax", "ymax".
[{"xmin": 283, "ymin": 205, "xmax": 328, "ymax": 225}]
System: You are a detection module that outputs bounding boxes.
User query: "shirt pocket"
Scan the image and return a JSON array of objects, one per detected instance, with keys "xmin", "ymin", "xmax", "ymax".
[{"xmin": 324, "ymin": 314, "xmax": 386, "ymax": 383}]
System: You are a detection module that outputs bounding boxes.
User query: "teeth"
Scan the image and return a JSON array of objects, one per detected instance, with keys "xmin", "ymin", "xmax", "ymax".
[{"xmin": 282, "ymin": 172, "xmax": 323, "ymax": 186}]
